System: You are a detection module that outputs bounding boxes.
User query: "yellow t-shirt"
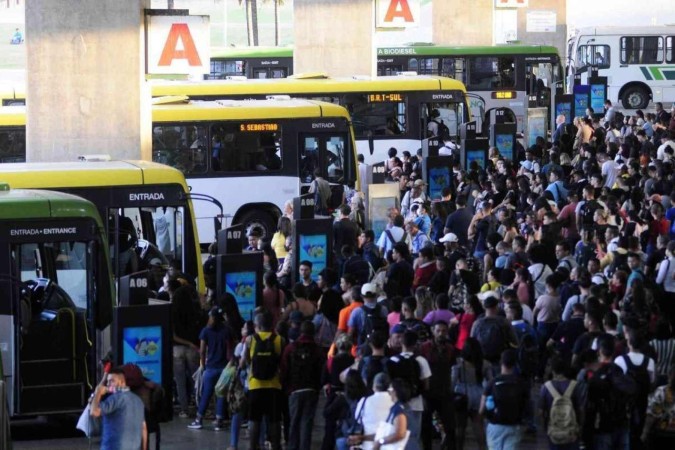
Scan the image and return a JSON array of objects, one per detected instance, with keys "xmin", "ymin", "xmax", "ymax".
[
  {"xmin": 271, "ymin": 232, "xmax": 288, "ymax": 259},
  {"xmin": 248, "ymin": 331, "xmax": 283, "ymax": 390},
  {"xmin": 480, "ymin": 281, "xmax": 501, "ymax": 293}
]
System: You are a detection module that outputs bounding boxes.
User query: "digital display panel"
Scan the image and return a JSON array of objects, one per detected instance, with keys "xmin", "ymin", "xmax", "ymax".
[
  {"xmin": 298, "ymin": 234, "xmax": 327, "ymax": 281},
  {"xmin": 590, "ymin": 84, "xmax": 606, "ymax": 113},
  {"xmin": 370, "ymin": 196, "xmax": 398, "ymax": 240},
  {"xmin": 368, "ymin": 93, "xmax": 403, "ymax": 102},
  {"xmin": 573, "ymin": 85, "xmax": 590, "ymax": 118},
  {"xmin": 466, "ymin": 150, "xmax": 486, "ymax": 169},
  {"xmin": 239, "ymin": 123, "xmax": 279, "ymax": 132},
  {"xmin": 123, "ymin": 326, "xmax": 162, "ymax": 383},
  {"xmin": 491, "ymin": 91, "xmax": 516, "ymax": 100},
  {"xmin": 556, "ymin": 101, "xmax": 572, "ymax": 124},
  {"xmin": 428, "ymin": 166, "xmax": 451, "ymax": 200},
  {"xmin": 225, "ymin": 271, "xmax": 257, "ymax": 320},
  {"xmin": 527, "ymin": 116, "xmax": 546, "ymax": 147},
  {"xmin": 495, "ymin": 134, "xmax": 514, "ymax": 160}
]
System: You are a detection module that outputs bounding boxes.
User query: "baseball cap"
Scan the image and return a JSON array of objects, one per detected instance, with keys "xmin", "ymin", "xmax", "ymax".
[
  {"xmin": 361, "ymin": 282, "xmax": 378, "ymax": 297},
  {"xmin": 439, "ymin": 233, "xmax": 459, "ymax": 243},
  {"xmin": 391, "ymin": 324, "xmax": 406, "ymax": 335},
  {"xmin": 413, "ymin": 179, "xmax": 427, "ymax": 187}
]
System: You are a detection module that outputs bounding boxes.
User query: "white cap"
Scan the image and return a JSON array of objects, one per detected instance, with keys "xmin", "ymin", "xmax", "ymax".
[
  {"xmin": 439, "ymin": 233, "xmax": 459, "ymax": 243},
  {"xmin": 361, "ymin": 283, "xmax": 378, "ymax": 297},
  {"xmin": 477, "ymin": 290, "xmax": 499, "ymax": 301}
]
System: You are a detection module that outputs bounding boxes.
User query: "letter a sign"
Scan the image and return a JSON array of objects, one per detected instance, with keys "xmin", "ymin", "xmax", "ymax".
[
  {"xmin": 376, "ymin": 0, "xmax": 420, "ymax": 28},
  {"xmin": 147, "ymin": 14, "xmax": 210, "ymax": 76}
]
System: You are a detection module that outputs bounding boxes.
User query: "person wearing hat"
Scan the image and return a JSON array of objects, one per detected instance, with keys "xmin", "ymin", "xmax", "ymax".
[
  {"xmin": 91, "ymin": 366, "xmax": 147, "ymax": 450},
  {"xmin": 348, "ymin": 283, "xmax": 388, "ymax": 351},
  {"xmin": 518, "ymin": 147, "xmax": 541, "ymax": 175},
  {"xmin": 401, "ymin": 179, "xmax": 429, "ymax": 218},
  {"xmin": 245, "ymin": 226, "xmax": 263, "ymax": 252}
]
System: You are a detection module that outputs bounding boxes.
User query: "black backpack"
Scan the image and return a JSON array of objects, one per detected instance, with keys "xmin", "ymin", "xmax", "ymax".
[
  {"xmin": 433, "ymin": 119, "xmax": 451, "ymax": 140},
  {"xmin": 514, "ymin": 325, "xmax": 538, "ymax": 378},
  {"xmin": 488, "ymin": 376, "xmax": 526, "ymax": 425},
  {"xmin": 580, "ymin": 200, "xmax": 601, "ymax": 228},
  {"xmin": 476, "ymin": 318, "xmax": 507, "ymax": 363},
  {"xmin": 289, "ymin": 341, "xmax": 316, "ymax": 389},
  {"xmin": 358, "ymin": 303, "xmax": 389, "ymax": 346},
  {"xmin": 426, "ymin": 342, "xmax": 453, "ymax": 395},
  {"xmin": 386, "ymin": 354, "xmax": 422, "ymax": 397},
  {"xmin": 622, "ymin": 355, "xmax": 652, "ymax": 424},
  {"xmin": 361, "ymin": 355, "xmax": 388, "ymax": 390},
  {"xmin": 251, "ymin": 333, "xmax": 279, "ymax": 380},
  {"xmin": 589, "ymin": 363, "xmax": 636, "ymax": 432}
]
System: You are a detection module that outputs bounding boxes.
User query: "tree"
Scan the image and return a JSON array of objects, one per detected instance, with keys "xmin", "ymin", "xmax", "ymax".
[
  {"xmin": 263, "ymin": 0, "xmax": 285, "ymax": 46},
  {"xmin": 238, "ymin": 0, "xmax": 259, "ymax": 46}
]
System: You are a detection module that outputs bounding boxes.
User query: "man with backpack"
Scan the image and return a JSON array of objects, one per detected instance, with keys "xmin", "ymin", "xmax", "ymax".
[
  {"xmin": 539, "ymin": 356, "xmax": 583, "ymax": 449},
  {"xmin": 358, "ymin": 331, "xmax": 389, "ymax": 390},
  {"xmin": 480, "ymin": 349, "xmax": 530, "ymax": 449},
  {"xmin": 240, "ymin": 311, "xmax": 284, "ymax": 450},
  {"xmin": 280, "ymin": 321, "xmax": 325, "ymax": 450},
  {"xmin": 386, "ymin": 330, "xmax": 431, "ymax": 449},
  {"xmin": 470, "ymin": 296, "xmax": 518, "ymax": 376},
  {"xmin": 419, "ymin": 321, "xmax": 457, "ymax": 450},
  {"xmin": 614, "ymin": 333, "xmax": 656, "ymax": 450},
  {"xmin": 348, "ymin": 283, "xmax": 389, "ymax": 351}
]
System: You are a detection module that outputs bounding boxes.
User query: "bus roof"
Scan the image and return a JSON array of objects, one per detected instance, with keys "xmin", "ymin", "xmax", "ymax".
[
  {"xmin": 377, "ymin": 44, "xmax": 560, "ymax": 56},
  {"xmin": 0, "ymin": 187, "xmax": 102, "ymax": 221},
  {"xmin": 210, "ymin": 46, "xmax": 294, "ymax": 59},
  {"xmin": 0, "ymin": 159, "xmax": 189, "ymax": 191},
  {"xmin": 571, "ymin": 25, "xmax": 675, "ymax": 37},
  {"xmin": 152, "ymin": 98, "xmax": 351, "ymax": 122},
  {"xmin": 150, "ymin": 75, "xmax": 467, "ymax": 97},
  {"xmin": 0, "ymin": 105, "xmax": 26, "ymax": 125}
]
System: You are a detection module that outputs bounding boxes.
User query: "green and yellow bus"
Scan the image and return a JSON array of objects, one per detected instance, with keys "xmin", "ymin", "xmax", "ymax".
[
  {"xmin": 377, "ymin": 44, "xmax": 563, "ymax": 132},
  {"xmin": 0, "ymin": 186, "xmax": 114, "ymax": 416},
  {"xmin": 0, "ymin": 159, "xmax": 205, "ymax": 293},
  {"xmin": 0, "ymin": 105, "xmax": 25, "ymax": 162},
  {"xmin": 208, "ymin": 46, "xmax": 293, "ymax": 80},
  {"xmin": 150, "ymin": 74, "xmax": 470, "ymax": 165}
]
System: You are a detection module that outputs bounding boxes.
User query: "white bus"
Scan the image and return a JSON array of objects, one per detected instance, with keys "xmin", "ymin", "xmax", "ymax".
[{"xmin": 566, "ymin": 26, "xmax": 675, "ymax": 110}]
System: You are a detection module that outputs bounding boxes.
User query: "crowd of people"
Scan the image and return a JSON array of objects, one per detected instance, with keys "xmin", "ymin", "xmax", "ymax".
[{"xmin": 100, "ymin": 102, "xmax": 675, "ymax": 450}]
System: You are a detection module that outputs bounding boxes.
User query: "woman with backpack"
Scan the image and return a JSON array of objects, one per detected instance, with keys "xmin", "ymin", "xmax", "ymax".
[
  {"xmin": 333, "ymin": 369, "xmax": 370, "ymax": 450},
  {"xmin": 188, "ymin": 307, "xmax": 233, "ymax": 431},
  {"xmin": 451, "ymin": 337, "xmax": 492, "ymax": 450}
]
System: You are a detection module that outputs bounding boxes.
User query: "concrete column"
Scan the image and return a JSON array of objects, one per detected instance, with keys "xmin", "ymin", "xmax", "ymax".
[
  {"xmin": 293, "ymin": 0, "xmax": 375, "ymax": 77},
  {"xmin": 26, "ymin": 0, "xmax": 151, "ymax": 162},
  {"xmin": 434, "ymin": 0, "xmax": 494, "ymax": 46}
]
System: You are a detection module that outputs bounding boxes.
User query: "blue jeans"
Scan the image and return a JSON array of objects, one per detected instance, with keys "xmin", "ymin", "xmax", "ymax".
[
  {"xmin": 593, "ymin": 429, "xmax": 629, "ymax": 450},
  {"xmin": 486, "ymin": 423, "xmax": 522, "ymax": 450},
  {"xmin": 335, "ymin": 437, "xmax": 348, "ymax": 450},
  {"xmin": 406, "ymin": 409, "xmax": 423, "ymax": 450},
  {"xmin": 173, "ymin": 345, "xmax": 199, "ymax": 412},
  {"xmin": 197, "ymin": 367, "xmax": 225, "ymax": 419},
  {"xmin": 288, "ymin": 390, "xmax": 319, "ymax": 450},
  {"xmin": 230, "ymin": 412, "xmax": 242, "ymax": 447}
]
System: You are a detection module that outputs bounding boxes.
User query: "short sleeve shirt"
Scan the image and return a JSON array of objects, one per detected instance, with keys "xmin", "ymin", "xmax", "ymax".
[
  {"xmin": 100, "ymin": 391, "xmax": 145, "ymax": 450},
  {"xmin": 390, "ymin": 352, "xmax": 431, "ymax": 412},
  {"xmin": 199, "ymin": 325, "xmax": 231, "ymax": 369}
]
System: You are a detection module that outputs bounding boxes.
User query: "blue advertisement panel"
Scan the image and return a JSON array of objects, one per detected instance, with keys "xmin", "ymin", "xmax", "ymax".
[
  {"xmin": 123, "ymin": 326, "xmax": 162, "ymax": 383},
  {"xmin": 556, "ymin": 101, "xmax": 572, "ymax": 124},
  {"xmin": 466, "ymin": 150, "xmax": 486, "ymax": 169},
  {"xmin": 590, "ymin": 83, "xmax": 606, "ymax": 113},
  {"xmin": 298, "ymin": 234, "xmax": 327, "ymax": 281},
  {"xmin": 573, "ymin": 85, "xmax": 590, "ymax": 118},
  {"xmin": 527, "ymin": 116, "xmax": 547, "ymax": 147},
  {"xmin": 428, "ymin": 166, "xmax": 451, "ymax": 200},
  {"xmin": 370, "ymin": 196, "xmax": 397, "ymax": 240},
  {"xmin": 495, "ymin": 134, "xmax": 514, "ymax": 160},
  {"xmin": 225, "ymin": 271, "xmax": 257, "ymax": 320}
]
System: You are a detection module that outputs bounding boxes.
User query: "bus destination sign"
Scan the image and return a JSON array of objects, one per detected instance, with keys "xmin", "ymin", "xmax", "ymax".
[
  {"xmin": 491, "ymin": 91, "xmax": 517, "ymax": 100},
  {"xmin": 368, "ymin": 93, "xmax": 403, "ymax": 103},
  {"xmin": 240, "ymin": 123, "xmax": 279, "ymax": 132}
]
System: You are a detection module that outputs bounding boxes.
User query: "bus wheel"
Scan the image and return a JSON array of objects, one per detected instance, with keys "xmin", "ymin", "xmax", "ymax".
[
  {"xmin": 239, "ymin": 209, "xmax": 276, "ymax": 239},
  {"xmin": 621, "ymin": 86, "xmax": 649, "ymax": 110}
]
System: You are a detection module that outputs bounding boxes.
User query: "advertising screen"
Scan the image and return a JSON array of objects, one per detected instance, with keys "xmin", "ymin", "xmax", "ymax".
[
  {"xmin": 573, "ymin": 85, "xmax": 590, "ymax": 118},
  {"xmin": 370, "ymin": 196, "xmax": 397, "ymax": 239},
  {"xmin": 428, "ymin": 166, "xmax": 450, "ymax": 200},
  {"xmin": 466, "ymin": 150, "xmax": 486, "ymax": 169},
  {"xmin": 495, "ymin": 134, "xmax": 514, "ymax": 160},
  {"xmin": 527, "ymin": 116, "xmax": 546, "ymax": 147},
  {"xmin": 590, "ymin": 84, "xmax": 606, "ymax": 113},
  {"xmin": 122, "ymin": 326, "xmax": 162, "ymax": 383},
  {"xmin": 298, "ymin": 234, "xmax": 327, "ymax": 281},
  {"xmin": 555, "ymin": 101, "xmax": 572, "ymax": 124},
  {"xmin": 225, "ymin": 271, "xmax": 257, "ymax": 320}
]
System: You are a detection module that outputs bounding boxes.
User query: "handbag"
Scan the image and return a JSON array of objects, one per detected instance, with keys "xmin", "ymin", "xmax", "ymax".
[
  {"xmin": 341, "ymin": 399, "xmax": 366, "ymax": 437},
  {"xmin": 215, "ymin": 360, "xmax": 237, "ymax": 398},
  {"xmin": 452, "ymin": 361, "xmax": 469, "ymax": 413},
  {"xmin": 374, "ymin": 408, "xmax": 411, "ymax": 450}
]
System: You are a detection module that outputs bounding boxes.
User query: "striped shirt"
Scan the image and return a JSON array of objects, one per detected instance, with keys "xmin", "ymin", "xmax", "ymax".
[{"xmin": 650, "ymin": 338, "xmax": 675, "ymax": 377}]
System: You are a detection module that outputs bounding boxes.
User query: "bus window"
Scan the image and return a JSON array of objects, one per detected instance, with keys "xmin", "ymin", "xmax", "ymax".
[
  {"xmin": 253, "ymin": 68, "xmax": 269, "ymax": 79},
  {"xmin": 325, "ymin": 136, "xmax": 346, "ymax": 183},
  {"xmin": 270, "ymin": 68, "xmax": 288, "ymax": 78},
  {"xmin": 576, "ymin": 45, "xmax": 610, "ymax": 69},
  {"xmin": 210, "ymin": 60, "xmax": 245, "ymax": 79},
  {"xmin": 469, "ymin": 56, "xmax": 515, "ymax": 90},
  {"xmin": 427, "ymin": 102, "xmax": 462, "ymax": 138},
  {"xmin": 209, "ymin": 123, "xmax": 282, "ymax": 173},
  {"xmin": 412, "ymin": 58, "xmax": 439, "ymax": 75},
  {"xmin": 300, "ymin": 137, "xmax": 319, "ymax": 183},
  {"xmin": 666, "ymin": 36, "xmax": 674, "ymax": 63},
  {"xmin": 344, "ymin": 94, "xmax": 407, "ymax": 138},
  {"xmin": 152, "ymin": 125, "xmax": 209, "ymax": 175},
  {"xmin": 442, "ymin": 58, "xmax": 467, "ymax": 84},
  {"xmin": 621, "ymin": 36, "xmax": 663, "ymax": 64},
  {"xmin": 0, "ymin": 128, "xmax": 26, "ymax": 163}
]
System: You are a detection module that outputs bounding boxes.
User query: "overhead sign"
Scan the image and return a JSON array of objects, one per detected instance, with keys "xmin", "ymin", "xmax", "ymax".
[
  {"xmin": 495, "ymin": 0, "xmax": 528, "ymax": 7},
  {"xmin": 376, "ymin": 0, "xmax": 421, "ymax": 28},
  {"xmin": 526, "ymin": 11, "xmax": 557, "ymax": 33},
  {"xmin": 147, "ymin": 14, "xmax": 210, "ymax": 75}
]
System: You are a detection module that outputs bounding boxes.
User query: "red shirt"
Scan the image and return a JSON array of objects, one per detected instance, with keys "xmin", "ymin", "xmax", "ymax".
[
  {"xmin": 649, "ymin": 217, "xmax": 670, "ymax": 245},
  {"xmin": 455, "ymin": 312, "xmax": 476, "ymax": 350},
  {"xmin": 413, "ymin": 261, "xmax": 437, "ymax": 290}
]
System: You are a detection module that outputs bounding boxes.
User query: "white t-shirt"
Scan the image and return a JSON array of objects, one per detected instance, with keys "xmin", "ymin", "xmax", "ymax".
[
  {"xmin": 389, "ymin": 352, "xmax": 431, "ymax": 411},
  {"xmin": 355, "ymin": 392, "xmax": 394, "ymax": 450},
  {"xmin": 602, "ymin": 159, "xmax": 618, "ymax": 188},
  {"xmin": 614, "ymin": 352, "xmax": 656, "ymax": 383},
  {"xmin": 521, "ymin": 303, "xmax": 534, "ymax": 325}
]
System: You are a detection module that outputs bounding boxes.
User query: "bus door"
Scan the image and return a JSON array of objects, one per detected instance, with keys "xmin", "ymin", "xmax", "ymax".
[
  {"xmin": 299, "ymin": 132, "xmax": 351, "ymax": 212},
  {"xmin": 465, "ymin": 93, "xmax": 486, "ymax": 134},
  {"xmin": 252, "ymin": 66, "xmax": 289, "ymax": 79},
  {"xmin": 526, "ymin": 61, "xmax": 555, "ymax": 126},
  {"xmin": 7, "ymin": 225, "xmax": 110, "ymax": 415}
]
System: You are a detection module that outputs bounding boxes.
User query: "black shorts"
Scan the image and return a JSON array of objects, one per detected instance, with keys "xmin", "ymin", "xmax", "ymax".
[{"xmin": 248, "ymin": 388, "xmax": 282, "ymax": 422}]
